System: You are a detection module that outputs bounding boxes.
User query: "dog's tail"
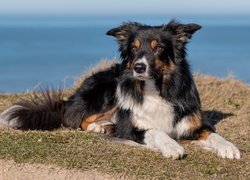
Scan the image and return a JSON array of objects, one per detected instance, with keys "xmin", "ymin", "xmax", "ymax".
[{"xmin": 0, "ymin": 89, "xmax": 65, "ymax": 130}]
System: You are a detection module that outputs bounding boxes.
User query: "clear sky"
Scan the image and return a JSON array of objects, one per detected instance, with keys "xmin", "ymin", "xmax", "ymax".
[{"xmin": 0, "ymin": 0, "xmax": 250, "ymax": 15}]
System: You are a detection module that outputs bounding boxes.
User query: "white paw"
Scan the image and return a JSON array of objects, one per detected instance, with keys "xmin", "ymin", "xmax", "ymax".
[
  {"xmin": 144, "ymin": 129, "xmax": 186, "ymax": 160},
  {"xmin": 216, "ymin": 141, "xmax": 240, "ymax": 159},
  {"xmin": 86, "ymin": 121, "xmax": 113, "ymax": 134},
  {"xmin": 194, "ymin": 133, "xmax": 241, "ymax": 159},
  {"xmin": 160, "ymin": 142, "xmax": 186, "ymax": 160},
  {"xmin": 86, "ymin": 123, "xmax": 105, "ymax": 133}
]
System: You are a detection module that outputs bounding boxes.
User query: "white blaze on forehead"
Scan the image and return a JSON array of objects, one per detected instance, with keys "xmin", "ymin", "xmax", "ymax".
[{"xmin": 136, "ymin": 56, "xmax": 148, "ymax": 65}]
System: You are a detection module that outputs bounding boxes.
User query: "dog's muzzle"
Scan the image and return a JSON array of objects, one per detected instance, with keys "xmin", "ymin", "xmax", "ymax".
[{"xmin": 133, "ymin": 62, "xmax": 148, "ymax": 80}]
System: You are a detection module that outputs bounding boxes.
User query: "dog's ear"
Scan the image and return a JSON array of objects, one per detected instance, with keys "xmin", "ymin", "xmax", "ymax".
[
  {"xmin": 165, "ymin": 20, "xmax": 201, "ymax": 43},
  {"xmin": 106, "ymin": 22, "xmax": 141, "ymax": 44}
]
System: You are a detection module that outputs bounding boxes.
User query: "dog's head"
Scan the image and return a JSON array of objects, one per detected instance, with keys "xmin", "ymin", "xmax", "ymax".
[{"xmin": 107, "ymin": 20, "xmax": 201, "ymax": 80}]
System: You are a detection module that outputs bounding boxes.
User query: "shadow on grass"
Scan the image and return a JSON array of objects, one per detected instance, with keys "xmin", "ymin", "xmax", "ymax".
[{"xmin": 203, "ymin": 110, "xmax": 234, "ymax": 126}]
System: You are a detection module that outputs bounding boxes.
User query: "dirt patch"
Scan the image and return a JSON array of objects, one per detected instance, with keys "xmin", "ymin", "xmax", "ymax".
[{"xmin": 0, "ymin": 159, "xmax": 127, "ymax": 180}]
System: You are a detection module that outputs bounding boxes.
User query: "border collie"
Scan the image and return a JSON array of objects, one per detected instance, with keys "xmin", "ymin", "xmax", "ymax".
[{"xmin": 0, "ymin": 20, "xmax": 240, "ymax": 160}]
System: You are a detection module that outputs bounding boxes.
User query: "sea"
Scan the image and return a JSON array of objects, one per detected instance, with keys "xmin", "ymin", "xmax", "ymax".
[{"xmin": 0, "ymin": 15, "xmax": 249, "ymax": 93}]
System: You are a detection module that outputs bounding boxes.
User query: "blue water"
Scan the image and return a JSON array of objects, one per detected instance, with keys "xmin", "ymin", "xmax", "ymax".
[{"xmin": 0, "ymin": 15, "xmax": 249, "ymax": 93}]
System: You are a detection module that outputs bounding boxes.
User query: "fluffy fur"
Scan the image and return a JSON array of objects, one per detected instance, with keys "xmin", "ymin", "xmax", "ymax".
[
  {"xmin": 107, "ymin": 20, "xmax": 240, "ymax": 159},
  {"xmin": 0, "ymin": 20, "xmax": 240, "ymax": 159},
  {"xmin": 0, "ymin": 65, "xmax": 120, "ymax": 130}
]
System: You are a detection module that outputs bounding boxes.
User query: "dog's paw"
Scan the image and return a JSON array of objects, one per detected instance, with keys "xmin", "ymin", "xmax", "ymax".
[
  {"xmin": 144, "ymin": 130, "xmax": 186, "ymax": 160},
  {"xmin": 216, "ymin": 141, "xmax": 241, "ymax": 159},
  {"xmin": 193, "ymin": 133, "xmax": 241, "ymax": 159},
  {"xmin": 160, "ymin": 142, "xmax": 186, "ymax": 160},
  {"xmin": 86, "ymin": 121, "xmax": 114, "ymax": 134}
]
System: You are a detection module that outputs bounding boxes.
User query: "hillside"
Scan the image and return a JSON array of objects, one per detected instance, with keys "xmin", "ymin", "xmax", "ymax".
[{"xmin": 0, "ymin": 62, "xmax": 249, "ymax": 179}]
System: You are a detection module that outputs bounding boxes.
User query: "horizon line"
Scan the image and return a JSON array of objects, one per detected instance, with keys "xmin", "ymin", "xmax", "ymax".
[{"xmin": 0, "ymin": 12, "xmax": 250, "ymax": 17}]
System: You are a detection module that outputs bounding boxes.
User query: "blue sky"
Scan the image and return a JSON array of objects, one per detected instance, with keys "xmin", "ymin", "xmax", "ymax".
[{"xmin": 0, "ymin": 0, "xmax": 250, "ymax": 15}]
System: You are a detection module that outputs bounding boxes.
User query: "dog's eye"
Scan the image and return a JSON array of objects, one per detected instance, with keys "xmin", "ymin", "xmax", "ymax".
[{"xmin": 156, "ymin": 45, "xmax": 164, "ymax": 52}]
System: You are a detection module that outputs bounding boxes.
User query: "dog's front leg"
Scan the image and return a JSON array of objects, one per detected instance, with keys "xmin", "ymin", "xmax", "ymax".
[
  {"xmin": 193, "ymin": 130, "xmax": 241, "ymax": 159},
  {"xmin": 144, "ymin": 129, "xmax": 186, "ymax": 160}
]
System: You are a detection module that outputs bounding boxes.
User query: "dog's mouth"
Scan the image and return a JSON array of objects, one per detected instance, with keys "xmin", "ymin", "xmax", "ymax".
[
  {"xmin": 133, "ymin": 71, "xmax": 149, "ymax": 81},
  {"xmin": 135, "ymin": 75, "xmax": 146, "ymax": 81}
]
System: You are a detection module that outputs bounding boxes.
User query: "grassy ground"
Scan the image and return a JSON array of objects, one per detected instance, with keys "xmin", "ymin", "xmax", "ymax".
[{"xmin": 0, "ymin": 66, "xmax": 249, "ymax": 179}]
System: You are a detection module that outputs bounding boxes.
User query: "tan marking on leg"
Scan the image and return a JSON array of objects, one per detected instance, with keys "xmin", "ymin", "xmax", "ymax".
[
  {"xmin": 176, "ymin": 112, "xmax": 202, "ymax": 138},
  {"xmin": 188, "ymin": 112, "xmax": 202, "ymax": 132},
  {"xmin": 81, "ymin": 114, "xmax": 103, "ymax": 130},
  {"xmin": 198, "ymin": 130, "xmax": 212, "ymax": 140},
  {"xmin": 81, "ymin": 107, "xmax": 116, "ymax": 130}
]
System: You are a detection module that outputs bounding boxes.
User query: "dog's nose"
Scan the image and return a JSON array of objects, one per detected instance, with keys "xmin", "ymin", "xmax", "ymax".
[{"xmin": 134, "ymin": 63, "xmax": 147, "ymax": 74}]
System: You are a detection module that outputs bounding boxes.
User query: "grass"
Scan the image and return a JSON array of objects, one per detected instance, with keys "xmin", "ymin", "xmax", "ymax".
[{"xmin": 0, "ymin": 62, "xmax": 249, "ymax": 179}]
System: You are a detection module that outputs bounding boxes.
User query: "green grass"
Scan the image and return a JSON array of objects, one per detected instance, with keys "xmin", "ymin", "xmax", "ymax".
[
  {"xmin": 0, "ymin": 64, "xmax": 249, "ymax": 179},
  {"xmin": 0, "ymin": 129, "xmax": 249, "ymax": 179}
]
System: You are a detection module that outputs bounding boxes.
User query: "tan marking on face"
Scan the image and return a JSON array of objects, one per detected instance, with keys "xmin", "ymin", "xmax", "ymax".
[
  {"xmin": 151, "ymin": 39, "xmax": 158, "ymax": 49},
  {"xmin": 81, "ymin": 107, "xmax": 116, "ymax": 130},
  {"xmin": 133, "ymin": 79, "xmax": 144, "ymax": 93},
  {"xmin": 134, "ymin": 39, "xmax": 141, "ymax": 49},
  {"xmin": 155, "ymin": 57, "xmax": 176, "ymax": 76},
  {"xmin": 154, "ymin": 59, "xmax": 164, "ymax": 69},
  {"xmin": 198, "ymin": 130, "xmax": 212, "ymax": 140},
  {"xmin": 127, "ymin": 61, "xmax": 132, "ymax": 69},
  {"xmin": 163, "ymin": 58, "xmax": 176, "ymax": 73}
]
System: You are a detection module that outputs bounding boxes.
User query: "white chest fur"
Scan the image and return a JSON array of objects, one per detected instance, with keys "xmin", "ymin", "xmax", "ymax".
[{"xmin": 117, "ymin": 80, "xmax": 175, "ymax": 134}]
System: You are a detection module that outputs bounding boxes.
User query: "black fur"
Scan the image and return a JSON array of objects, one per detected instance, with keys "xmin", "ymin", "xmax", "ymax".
[
  {"xmin": 107, "ymin": 20, "xmax": 209, "ymax": 142},
  {"xmin": 1, "ymin": 20, "xmax": 240, "ymax": 160},
  {"xmin": 11, "ymin": 89, "xmax": 64, "ymax": 130},
  {"xmin": 4, "ymin": 64, "xmax": 121, "ymax": 130},
  {"xmin": 2, "ymin": 20, "xmax": 208, "ymax": 140},
  {"xmin": 118, "ymin": 73, "xmax": 145, "ymax": 105},
  {"xmin": 114, "ymin": 108, "xmax": 145, "ymax": 144},
  {"xmin": 63, "ymin": 64, "xmax": 121, "ymax": 128}
]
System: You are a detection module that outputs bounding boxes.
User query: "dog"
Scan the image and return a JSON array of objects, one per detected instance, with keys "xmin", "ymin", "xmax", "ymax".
[{"xmin": 0, "ymin": 20, "xmax": 240, "ymax": 160}]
